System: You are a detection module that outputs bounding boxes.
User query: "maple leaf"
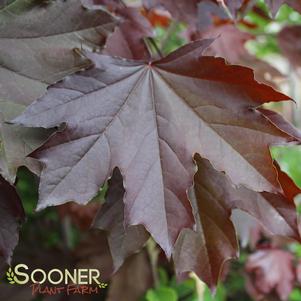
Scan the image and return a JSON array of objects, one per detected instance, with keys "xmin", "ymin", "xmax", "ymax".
[
  {"xmin": 142, "ymin": 7, "xmax": 171, "ymax": 28},
  {"xmin": 144, "ymin": 0, "xmax": 231, "ymax": 30},
  {"xmin": 58, "ymin": 201, "xmax": 101, "ymax": 230},
  {"xmin": 144, "ymin": 0, "xmax": 301, "ymax": 27},
  {"xmin": 265, "ymin": 0, "xmax": 301, "ymax": 16},
  {"xmin": 173, "ymin": 160, "xmax": 238, "ymax": 289},
  {"xmin": 0, "ymin": 104, "xmax": 53, "ymax": 182},
  {"xmin": 143, "ymin": 0, "xmax": 199, "ymax": 26},
  {"xmin": 0, "ymin": 0, "xmax": 115, "ymax": 104},
  {"xmin": 223, "ymin": 0, "xmax": 245, "ymax": 18},
  {"xmin": 202, "ymin": 24, "xmax": 252, "ymax": 63},
  {"xmin": 0, "ymin": 0, "xmax": 115, "ymax": 181},
  {"xmin": 245, "ymin": 249, "xmax": 295, "ymax": 300},
  {"xmin": 174, "ymin": 155, "xmax": 299, "ymax": 288},
  {"xmin": 103, "ymin": 7, "xmax": 153, "ymax": 60},
  {"xmin": 197, "ymin": 0, "xmax": 229, "ymax": 29},
  {"xmin": 273, "ymin": 160, "xmax": 301, "ymax": 201},
  {"xmin": 222, "ymin": 0, "xmax": 301, "ymax": 18},
  {"xmin": 278, "ymin": 25, "xmax": 301, "ymax": 68},
  {"xmin": 193, "ymin": 24, "xmax": 284, "ymax": 88},
  {"xmin": 237, "ymin": 55, "xmax": 284, "ymax": 89},
  {"xmin": 0, "ymin": 175, "xmax": 24, "ymax": 268},
  {"xmin": 220, "ymin": 0, "xmax": 301, "ymax": 19},
  {"xmin": 74, "ymin": 230, "xmax": 114, "ymax": 281},
  {"xmin": 231, "ymin": 209, "xmax": 262, "ymax": 248},
  {"xmin": 13, "ymin": 39, "xmax": 295, "ymax": 256},
  {"xmin": 94, "ymin": 168, "xmax": 149, "ymax": 270},
  {"xmin": 106, "ymin": 251, "xmax": 153, "ymax": 301},
  {"xmin": 81, "ymin": 0, "xmax": 153, "ymax": 60},
  {"xmin": 259, "ymin": 108, "xmax": 301, "ymax": 143}
]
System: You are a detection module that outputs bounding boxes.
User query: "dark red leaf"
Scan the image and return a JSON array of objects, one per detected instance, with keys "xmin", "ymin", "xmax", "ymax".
[
  {"xmin": 143, "ymin": 0, "xmax": 199, "ymax": 26},
  {"xmin": 174, "ymin": 155, "xmax": 299, "ymax": 288},
  {"xmin": 259, "ymin": 108, "xmax": 301, "ymax": 143},
  {"xmin": 173, "ymin": 156, "xmax": 238, "ymax": 289},
  {"xmin": 274, "ymin": 160, "xmax": 301, "ymax": 202},
  {"xmin": 58, "ymin": 201, "xmax": 101, "ymax": 230},
  {"xmin": 0, "ymin": 176, "xmax": 24, "ymax": 268},
  {"xmin": 106, "ymin": 251, "xmax": 153, "ymax": 301},
  {"xmin": 246, "ymin": 249, "xmax": 295, "ymax": 300},
  {"xmin": 195, "ymin": 24, "xmax": 283, "ymax": 88},
  {"xmin": 278, "ymin": 25, "xmax": 301, "ymax": 68},
  {"xmin": 197, "ymin": 0, "xmax": 229, "ymax": 30},
  {"xmin": 142, "ymin": 7, "xmax": 171, "ymax": 27},
  {"xmin": 104, "ymin": 7, "xmax": 153, "ymax": 60},
  {"xmin": 94, "ymin": 168, "xmax": 149, "ymax": 270},
  {"xmin": 0, "ymin": 0, "xmax": 115, "ymax": 181},
  {"xmin": 74, "ymin": 230, "xmax": 114, "ymax": 281},
  {"xmin": 13, "ymin": 40, "xmax": 294, "ymax": 257},
  {"xmin": 0, "ymin": 0, "xmax": 115, "ymax": 104},
  {"xmin": 202, "ymin": 24, "xmax": 252, "ymax": 63},
  {"xmin": 223, "ymin": 0, "xmax": 244, "ymax": 17}
]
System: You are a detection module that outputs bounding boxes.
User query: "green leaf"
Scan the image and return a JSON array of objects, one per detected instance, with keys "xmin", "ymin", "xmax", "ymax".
[
  {"xmin": 290, "ymin": 288, "xmax": 301, "ymax": 301},
  {"xmin": 146, "ymin": 287, "xmax": 178, "ymax": 301},
  {"xmin": 272, "ymin": 146, "xmax": 301, "ymax": 188},
  {"xmin": 158, "ymin": 268, "xmax": 169, "ymax": 286},
  {"xmin": 204, "ymin": 284, "xmax": 226, "ymax": 301},
  {"xmin": 170, "ymin": 278, "xmax": 196, "ymax": 299}
]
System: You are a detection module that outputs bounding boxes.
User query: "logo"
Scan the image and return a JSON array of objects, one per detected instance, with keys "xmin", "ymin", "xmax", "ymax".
[
  {"xmin": 6, "ymin": 267, "xmax": 17, "ymax": 284},
  {"xmin": 6, "ymin": 264, "xmax": 108, "ymax": 296}
]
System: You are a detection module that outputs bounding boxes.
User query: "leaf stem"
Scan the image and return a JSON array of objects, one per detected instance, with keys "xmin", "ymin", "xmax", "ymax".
[
  {"xmin": 62, "ymin": 216, "xmax": 73, "ymax": 250},
  {"xmin": 146, "ymin": 37, "xmax": 163, "ymax": 59},
  {"xmin": 146, "ymin": 238, "xmax": 160, "ymax": 288}
]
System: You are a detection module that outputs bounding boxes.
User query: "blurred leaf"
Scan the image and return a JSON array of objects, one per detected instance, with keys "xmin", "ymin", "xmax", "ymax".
[
  {"xmin": 170, "ymin": 277, "xmax": 197, "ymax": 299},
  {"xmin": 145, "ymin": 286, "xmax": 178, "ymax": 301},
  {"xmin": 278, "ymin": 25, "xmax": 301, "ymax": 67},
  {"xmin": 203, "ymin": 284, "xmax": 226, "ymax": 301},
  {"xmin": 158, "ymin": 268, "xmax": 169, "ymax": 286},
  {"xmin": 290, "ymin": 288, "xmax": 301, "ymax": 301},
  {"xmin": 246, "ymin": 249, "xmax": 295, "ymax": 300},
  {"xmin": 107, "ymin": 251, "xmax": 153, "ymax": 301},
  {"xmin": 154, "ymin": 22, "xmax": 186, "ymax": 55},
  {"xmin": 16, "ymin": 167, "xmax": 38, "ymax": 215},
  {"xmin": 103, "ymin": 7, "xmax": 153, "ymax": 60}
]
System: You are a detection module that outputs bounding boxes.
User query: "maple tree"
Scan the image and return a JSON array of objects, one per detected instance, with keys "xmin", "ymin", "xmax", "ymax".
[{"xmin": 1, "ymin": 0, "xmax": 301, "ymax": 300}]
